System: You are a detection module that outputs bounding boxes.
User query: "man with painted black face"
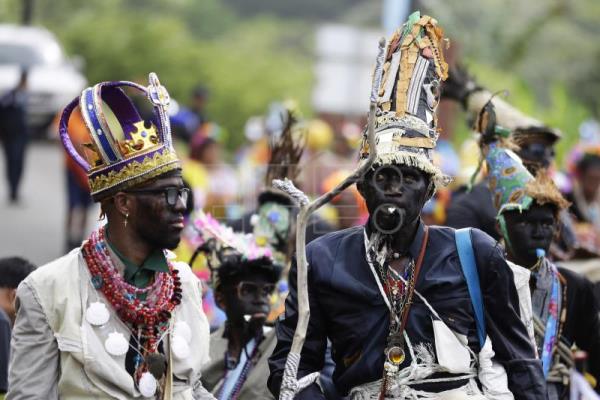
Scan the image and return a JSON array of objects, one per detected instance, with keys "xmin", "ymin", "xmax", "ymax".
[
  {"xmin": 443, "ymin": 65, "xmax": 562, "ymax": 241},
  {"xmin": 482, "ymin": 136, "xmax": 600, "ymax": 399},
  {"xmin": 195, "ymin": 211, "xmax": 282, "ymax": 399},
  {"xmin": 268, "ymin": 13, "xmax": 545, "ymax": 400},
  {"xmin": 7, "ymin": 74, "xmax": 215, "ymax": 399}
]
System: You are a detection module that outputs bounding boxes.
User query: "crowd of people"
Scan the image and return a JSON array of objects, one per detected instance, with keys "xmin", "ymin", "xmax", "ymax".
[{"xmin": 0, "ymin": 10, "xmax": 600, "ymax": 400}]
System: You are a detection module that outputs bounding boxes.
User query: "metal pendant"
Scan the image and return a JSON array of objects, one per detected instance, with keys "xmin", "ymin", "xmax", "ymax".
[
  {"xmin": 386, "ymin": 345, "xmax": 406, "ymax": 366},
  {"xmin": 146, "ymin": 352, "xmax": 167, "ymax": 380},
  {"xmin": 385, "ymin": 332, "xmax": 406, "ymax": 366}
]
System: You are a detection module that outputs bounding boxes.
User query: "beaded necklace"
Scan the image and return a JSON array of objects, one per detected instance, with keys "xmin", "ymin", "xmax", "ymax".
[
  {"xmin": 82, "ymin": 227, "xmax": 182, "ymax": 388},
  {"xmin": 530, "ymin": 257, "xmax": 568, "ymax": 377},
  {"xmin": 216, "ymin": 337, "xmax": 261, "ymax": 400},
  {"xmin": 366, "ymin": 227, "xmax": 429, "ymax": 400}
]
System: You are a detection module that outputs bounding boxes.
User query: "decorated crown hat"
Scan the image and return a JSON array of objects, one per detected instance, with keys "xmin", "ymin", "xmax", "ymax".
[
  {"xmin": 191, "ymin": 211, "xmax": 282, "ymax": 289},
  {"xmin": 59, "ymin": 73, "xmax": 180, "ymax": 201},
  {"xmin": 358, "ymin": 11, "xmax": 451, "ymax": 187}
]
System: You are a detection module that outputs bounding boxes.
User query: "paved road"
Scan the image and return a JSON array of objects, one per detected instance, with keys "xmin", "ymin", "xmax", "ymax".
[{"xmin": 0, "ymin": 141, "xmax": 99, "ymax": 266}]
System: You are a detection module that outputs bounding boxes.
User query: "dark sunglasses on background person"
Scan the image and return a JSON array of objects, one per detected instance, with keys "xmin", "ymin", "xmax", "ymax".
[
  {"xmin": 127, "ymin": 187, "xmax": 190, "ymax": 208},
  {"xmin": 519, "ymin": 143, "xmax": 555, "ymax": 164},
  {"xmin": 236, "ymin": 281, "xmax": 276, "ymax": 299}
]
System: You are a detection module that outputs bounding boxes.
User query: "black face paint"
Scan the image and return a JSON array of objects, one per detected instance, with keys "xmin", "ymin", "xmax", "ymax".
[
  {"xmin": 129, "ymin": 175, "xmax": 187, "ymax": 250},
  {"xmin": 516, "ymin": 141, "xmax": 555, "ymax": 173},
  {"xmin": 221, "ymin": 269, "xmax": 275, "ymax": 324},
  {"xmin": 502, "ymin": 203, "xmax": 557, "ymax": 268},
  {"xmin": 358, "ymin": 164, "xmax": 431, "ymax": 235}
]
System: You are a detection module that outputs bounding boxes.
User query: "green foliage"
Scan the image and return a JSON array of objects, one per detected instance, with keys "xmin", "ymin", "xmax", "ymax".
[
  {"xmin": 197, "ymin": 18, "xmax": 313, "ymax": 150},
  {"xmin": 451, "ymin": 61, "xmax": 590, "ymax": 165},
  {"xmin": 3, "ymin": 0, "xmax": 597, "ymax": 159},
  {"xmin": 429, "ymin": 0, "xmax": 600, "ymax": 118},
  {"xmin": 0, "ymin": 0, "xmax": 314, "ymax": 151},
  {"xmin": 223, "ymin": 0, "xmax": 365, "ymax": 20},
  {"xmin": 538, "ymin": 85, "xmax": 590, "ymax": 166}
]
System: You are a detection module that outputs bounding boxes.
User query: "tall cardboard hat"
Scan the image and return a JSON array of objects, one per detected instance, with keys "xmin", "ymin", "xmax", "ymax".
[
  {"xmin": 59, "ymin": 73, "xmax": 180, "ymax": 201},
  {"xmin": 358, "ymin": 11, "xmax": 451, "ymax": 188}
]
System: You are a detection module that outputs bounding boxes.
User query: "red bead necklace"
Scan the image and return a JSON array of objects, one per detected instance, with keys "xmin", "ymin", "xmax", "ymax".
[{"xmin": 82, "ymin": 227, "xmax": 182, "ymax": 386}]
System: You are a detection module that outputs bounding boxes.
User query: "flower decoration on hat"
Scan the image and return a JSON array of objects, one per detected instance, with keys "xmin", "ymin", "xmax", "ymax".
[
  {"xmin": 191, "ymin": 211, "xmax": 281, "ymax": 289},
  {"xmin": 358, "ymin": 11, "xmax": 451, "ymax": 188},
  {"xmin": 59, "ymin": 72, "xmax": 180, "ymax": 201}
]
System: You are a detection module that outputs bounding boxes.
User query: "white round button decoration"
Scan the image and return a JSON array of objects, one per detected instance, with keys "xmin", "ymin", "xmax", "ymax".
[
  {"xmin": 104, "ymin": 331, "xmax": 129, "ymax": 356},
  {"xmin": 86, "ymin": 302, "xmax": 110, "ymax": 326},
  {"xmin": 173, "ymin": 321, "xmax": 192, "ymax": 343},
  {"xmin": 138, "ymin": 372, "xmax": 157, "ymax": 397},
  {"xmin": 171, "ymin": 335, "xmax": 190, "ymax": 360}
]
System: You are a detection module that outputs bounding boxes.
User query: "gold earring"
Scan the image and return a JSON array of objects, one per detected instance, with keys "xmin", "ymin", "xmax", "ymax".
[{"xmin": 124, "ymin": 212, "xmax": 129, "ymax": 228}]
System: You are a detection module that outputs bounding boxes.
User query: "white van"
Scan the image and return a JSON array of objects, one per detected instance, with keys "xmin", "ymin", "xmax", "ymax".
[{"xmin": 0, "ymin": 24, "xmax": 87, "ymax": 137}]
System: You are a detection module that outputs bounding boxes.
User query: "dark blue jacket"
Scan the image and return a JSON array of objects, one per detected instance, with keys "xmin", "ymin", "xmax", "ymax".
[{"xmin": 268, "ymin": 222, "xmax": 546, "ymax": 399}]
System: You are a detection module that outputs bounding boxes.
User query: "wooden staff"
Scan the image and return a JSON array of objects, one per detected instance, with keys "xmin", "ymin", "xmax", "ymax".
[{"xmin": 273, "ymin": 37, "xmax": 387, "ymax": 400}]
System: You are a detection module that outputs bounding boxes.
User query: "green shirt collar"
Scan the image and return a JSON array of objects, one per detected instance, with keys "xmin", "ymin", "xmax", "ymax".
[{"xmin": 104, "ymin": 226, "xmax": 169, "ymax": 287}]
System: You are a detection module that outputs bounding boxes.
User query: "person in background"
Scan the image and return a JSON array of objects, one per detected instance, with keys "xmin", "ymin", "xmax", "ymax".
[
  {"xmin": 0, "ymin": 69, "xmax": 29, "ymax": 204},
  {"xmin": 443, "ymin": 65, "xmax": 562, "ymax": 241},
  {"xmin": 0, "ymin": 257, "xmax": 36, "ymax": 395},
  {"xmin": 170, "ymin": 85, "xmax": 211, "ymax": 144},
  {"xmin": 191, "ymin": 86, "xmax": 209, "ymax": 130},
  {"xmin": 479, "ymin": 123, "xmax": 600, "ymax": 398},
  {"xmin": 188, "ymin": 123, "xmax": 238, "ymax": 219},
  {"xmin": 52, "ymin": 108, "xmax": 94, "ymax": 251},
  {"xmin": 230, "ymin": 105, "xmax": 333, "ymax": 259},
  {"xmin": 320, "ymin": 169, "xmax": 368, "ymax": 230},
  {"xmin": 194, "ymin": 211, "xmax": 282, "ymax": 399},
  {"xmin": 566, "ymin": 148, "xmax": 600, "ymax": 248},
  {"xmin": 297, "ymin": 119, "xmax": 335, "ymax": 197}
]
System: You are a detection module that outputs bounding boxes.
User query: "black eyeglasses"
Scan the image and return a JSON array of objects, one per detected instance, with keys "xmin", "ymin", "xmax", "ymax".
[
  {"xmin": 236, "ymin": 281, "xmax": 276, "ymax": 299},
  {"xmin": 127, "ymin": 187, "xmax": 190, "ymax": 207}
]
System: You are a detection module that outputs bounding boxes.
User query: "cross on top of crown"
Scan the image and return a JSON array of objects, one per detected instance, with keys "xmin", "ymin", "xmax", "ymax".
[{"xmin": 147, "ymin": 72, "xmax": 170, "ymax": 108}]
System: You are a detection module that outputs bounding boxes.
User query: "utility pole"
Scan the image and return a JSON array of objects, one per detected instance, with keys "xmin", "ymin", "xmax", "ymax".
[{"xmin": 382, "ymin": 0, "xmax": 413, "ymax": 36}]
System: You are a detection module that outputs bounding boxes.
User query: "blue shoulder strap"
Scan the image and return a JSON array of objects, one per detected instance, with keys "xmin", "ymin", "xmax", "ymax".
[{"xmin": 455, "ymin": 228, "xmax": 486, "ymax": 348}]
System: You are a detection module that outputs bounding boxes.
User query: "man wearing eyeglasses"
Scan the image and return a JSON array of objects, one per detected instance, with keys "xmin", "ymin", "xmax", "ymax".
[
  {"xmin": 8, "ymin": 75, "xmax": 215, "ymax": 399},
  {"xmin": 193, "ymin": 212, "xmax": 282, "ymax": 399}
]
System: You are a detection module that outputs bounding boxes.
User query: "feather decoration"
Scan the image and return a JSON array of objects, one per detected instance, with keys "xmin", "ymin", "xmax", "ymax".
[{"xmin": 264, "ymin": 106, "xmax": 306, "ymax": 187}]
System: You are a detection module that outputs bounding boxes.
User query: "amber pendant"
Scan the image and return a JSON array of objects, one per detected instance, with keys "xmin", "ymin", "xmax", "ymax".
[
  {"xmin": 386, "ymin": 345, "xmax": 405, "ymax": 365},
  {"xmin": 385, "ymin": 332, "xmax": 405, "ymax": 366}
]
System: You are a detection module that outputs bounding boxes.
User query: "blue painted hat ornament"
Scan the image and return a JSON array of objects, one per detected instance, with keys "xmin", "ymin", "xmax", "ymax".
[{"xmin": 477, "ymin": 101, "xmax": 569, "ymax": 215}]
